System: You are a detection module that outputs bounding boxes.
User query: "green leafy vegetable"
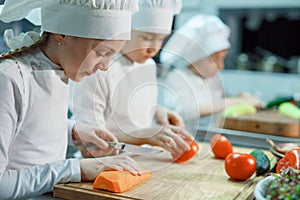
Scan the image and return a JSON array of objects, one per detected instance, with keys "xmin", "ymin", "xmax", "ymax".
[{"xmin": 265, "ymin": 168, "xmax": 300, "ymax": 200}]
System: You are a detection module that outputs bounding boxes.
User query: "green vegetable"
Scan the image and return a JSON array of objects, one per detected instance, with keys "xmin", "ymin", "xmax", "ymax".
[
  {"xmin": 278, "ymin": 102, "xmax": 300, "ymax": 119},
  {"xmin": 265, "ymin": 168, "xmax": 300, "ymax": 200},
  {"xmin": 250, "ymin": 149, "xmax": 270, "ymax": 176},
  {"xmin": 223, "ymin": 103, "xmax": 256, "ymax": 117},
  {"xmin": 265, "ymin": 96, "xmax": 294, "ymax": 108}
]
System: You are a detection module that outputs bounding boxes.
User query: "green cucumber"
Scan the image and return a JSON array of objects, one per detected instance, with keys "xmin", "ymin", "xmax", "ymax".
[
  {"xmin": 265, "ymin": 96, "xmax": 294, "ymax": 108},
  {"xmin": 278, "ymin": 102, "xmax": 300, "ymax": 119},
  {"xmin": 223, "ymin": 103, "xmax": 256, "ymax": 117},
  {"xmin": 250, "ymin": 149, "xmax": 270, "ymax": 176}
]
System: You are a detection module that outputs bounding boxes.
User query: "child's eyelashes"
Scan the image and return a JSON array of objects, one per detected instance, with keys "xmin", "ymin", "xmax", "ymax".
[
  {"xmin": 140, "ymin": 35, "xmax": 167, "ymax": 43},
  {"xmin": 96, "ymin": 51, "xmax": 106, "ymax": 57},
  {"xmin": 142, "ymin": 37, "xmax": 164, "ymax": 42},
  {"xmin": 141, "ymin": 36, "xmax": 154, "ymax": 41},
  {"xmin": 95, "ymin": 50, "xmax": 112, "ymax": 58}
]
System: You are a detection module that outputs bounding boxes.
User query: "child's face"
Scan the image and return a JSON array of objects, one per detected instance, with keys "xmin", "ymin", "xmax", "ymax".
[
  {"xmin": 190, "ymin": 50, "xmax": 228, "ymax": 78},
  {"xmin": 121, "ymin": 30, "xmax": 168, "ymax": 63},
  {"xmin": 58, "ymin": 36, "xmax": 126, "ymax": 82}
]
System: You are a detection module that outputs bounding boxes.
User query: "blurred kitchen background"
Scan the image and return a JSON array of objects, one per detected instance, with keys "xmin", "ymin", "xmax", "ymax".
[
  {"xmin": 0, "ymin": 0, "xmax": 37, "ymax": 53},
  {"xmin": 173, "ymin": 0, "xmax": 300, "ymax": 105},
  {"xmin": 0, "ymin": 0, "xmax": 300, "ymax": 104},
  {"xmin": 1, "ymin": 0, "xmax": 299, "ymax": 148},
  {"xmin": 175, "ymin": 0, "xmax": 300, "ymax": 73}
]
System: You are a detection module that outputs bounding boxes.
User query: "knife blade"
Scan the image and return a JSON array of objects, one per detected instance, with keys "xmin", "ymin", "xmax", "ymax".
[
  {"xmin": 82, "ymin": 142, "xmax": 163, "ymax": 155},
  {"xmin": 108, "ymin": 142, "xmax": 163, "ymax": 155}
]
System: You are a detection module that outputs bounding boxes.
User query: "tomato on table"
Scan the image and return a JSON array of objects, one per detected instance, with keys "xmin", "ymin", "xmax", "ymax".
[
  {"xmin": 173, "ymin": 140, "xmax": 199, "ymax": 163},
  {"xmin": 224, "ymin": 153, "xmax": 256, "ymax": 181},
  {"xmin": 276, "ymin": 149, "xmax": 300, "ymax": 173},
  {"xmin": 210, "ymin": 134, "xmax": 233, "ymax": 159}
]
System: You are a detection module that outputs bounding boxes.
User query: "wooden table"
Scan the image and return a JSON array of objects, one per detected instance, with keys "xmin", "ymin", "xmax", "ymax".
[{"xmin": 53, "ymin": 142, "xmax": 277, "ymax": 200}]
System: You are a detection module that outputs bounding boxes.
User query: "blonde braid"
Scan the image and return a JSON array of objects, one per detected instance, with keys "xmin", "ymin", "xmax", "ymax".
[{"xmin": 0, "ymin": 32, "xmax": 50, "ymax": 60}]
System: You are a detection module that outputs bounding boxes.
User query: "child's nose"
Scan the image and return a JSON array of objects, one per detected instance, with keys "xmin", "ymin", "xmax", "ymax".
[
  {"xmin": 218, "ymin": 62, "xmax": 225, "ymax": 70},
  {"xmin": 97, "ymin": 58, "xmax": 110, "ymax": 71}
]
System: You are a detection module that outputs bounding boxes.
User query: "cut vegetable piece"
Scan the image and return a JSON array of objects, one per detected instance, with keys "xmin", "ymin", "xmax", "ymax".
[
  {"xmin": 93, "ymin": 170, "xmax": 152, "ymax": 193},
  {"xmin": 278, "ymin": 102, "xmax": 300, "ymax": 119},
  {"xmin": 276, "ymin": 149, "xmax": 300, "ymax": 173},
  {"xmin": 223, "ymin": 103, "xmax": 256, "ymax": 117}
]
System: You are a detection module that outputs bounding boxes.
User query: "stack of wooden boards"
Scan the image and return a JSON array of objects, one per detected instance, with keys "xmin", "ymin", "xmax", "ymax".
[{"xmin": 219, "ymin": 110, "xmax": 300, "ymax": 138}]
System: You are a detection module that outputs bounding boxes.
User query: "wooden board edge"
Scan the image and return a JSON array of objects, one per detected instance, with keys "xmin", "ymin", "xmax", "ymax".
[
  {"xmin": 221, "ymin": 121, "xmax": 300, "ymax": 138},
  {"xmin": 233, "ymin": 180, "xmax": 256, "ymax": 200},
  {"xmin": 53, "ymin": 184, "xmax": 140, "ymax": 200}
]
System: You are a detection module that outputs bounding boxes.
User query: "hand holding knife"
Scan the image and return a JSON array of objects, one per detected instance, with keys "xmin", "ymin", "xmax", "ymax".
[{"xmin": 83, "ymin": 142, "xmax": 163, "ymax": 155}]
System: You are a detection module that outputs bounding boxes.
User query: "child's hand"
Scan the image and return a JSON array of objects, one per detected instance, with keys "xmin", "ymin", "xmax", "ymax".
[
  {"xmin": 155, "ymin": 107, "xmax": 185, "ymax": 127},
  {"xmin": 145, "ymin": 125, "xmax": 194, "ymax": 156},
  {"xmin": 238, "ymin": 92, "xmax": 263, "ymax": 109},
  {"xmin": 72, "ymin": 122, "xmax": 118, "ymax": 157},
  {"xmin": 79, "ymin": 155, "xmax": 142, "ymax": 181}
]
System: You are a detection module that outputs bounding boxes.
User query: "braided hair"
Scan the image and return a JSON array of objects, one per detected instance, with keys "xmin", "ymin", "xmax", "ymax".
[{"xmin": 0, "ymin": 32, "xmax": 50, "ymax": 60}]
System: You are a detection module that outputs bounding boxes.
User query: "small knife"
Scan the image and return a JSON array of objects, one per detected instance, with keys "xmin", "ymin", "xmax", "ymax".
[
  {"xmin": 108, "ymin": 142, "xmax": 163, "ymax": 155},
  {"xmin": 83, "ymin": 142, "xmax": 163, "ymax": 155}
]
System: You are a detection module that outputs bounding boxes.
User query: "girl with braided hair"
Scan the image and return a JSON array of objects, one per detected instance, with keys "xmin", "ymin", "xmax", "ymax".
[{"xmin": 0, "ymin": 0, "xmax": 141, "ymax": 199}]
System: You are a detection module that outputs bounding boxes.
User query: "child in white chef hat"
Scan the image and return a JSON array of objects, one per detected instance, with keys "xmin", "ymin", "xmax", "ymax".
[
  {"xmin": 70, "ymin": 0, "xmax": 194, "ymax": 159},
  {"xmin": 159, "ymin": 14, "xmax": 262, "ymax": 122},
  {"xmin": 0, "ymin": 0, "xmax": 141, "ymax": 199}
]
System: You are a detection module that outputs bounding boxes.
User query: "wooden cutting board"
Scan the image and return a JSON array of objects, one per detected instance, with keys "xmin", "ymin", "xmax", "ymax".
[
  {"xmin": 53, "ymin": 143, "xmax": 277, "ymax": 200},
  {"xmin": 219, "ymin": 110, "xmax": 300, "ymax": 138}
]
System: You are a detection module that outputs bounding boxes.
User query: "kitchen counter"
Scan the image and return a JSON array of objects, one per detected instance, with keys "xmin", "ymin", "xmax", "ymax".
[
  {"xmin": 196, "ymin": 110, "xmax": 300, "ymax": 149},
  {"xmin": 196, "ymin": 124, "xmax": 300, "ymax": 150},
  {"xmin": 52, "ymin": 142, "xmax": 277, "ymax": 200}
]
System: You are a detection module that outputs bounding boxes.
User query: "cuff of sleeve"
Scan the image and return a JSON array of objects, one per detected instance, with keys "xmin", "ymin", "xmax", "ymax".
[
  {"xmin": 68, "ymin": 119, "xmax": 76, "ymax": 146},
  {"xmin": 68, "ymin": 158, "xmax": 81, "ymax": 182}
]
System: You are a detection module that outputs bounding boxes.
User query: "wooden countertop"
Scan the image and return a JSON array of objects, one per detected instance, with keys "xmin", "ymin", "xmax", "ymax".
[{"xmin": 53, "ymin": 142, "xmax": 277, "ymax": 200}]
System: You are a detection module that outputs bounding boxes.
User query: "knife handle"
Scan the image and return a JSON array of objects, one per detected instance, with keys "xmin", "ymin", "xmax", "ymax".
[{"xmin": 108, "ymin": 142, "xmax": 126, "ymax": 150}]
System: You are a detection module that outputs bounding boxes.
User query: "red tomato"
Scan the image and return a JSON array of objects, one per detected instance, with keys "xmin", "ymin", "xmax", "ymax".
[
  {"xmin": 224, "ymin": 153, "xmax": 256, "ymax": 181},
  {"xmin": 210, "ymin": 134, "xmax": 233, "ymax": 159},
  {"xmin": 276, "ymin": 149, "xmax": 300, "ymax": 173},
  {"xmin": 174, "ymin": 140, "xmax": 199, "ymax": 163}
]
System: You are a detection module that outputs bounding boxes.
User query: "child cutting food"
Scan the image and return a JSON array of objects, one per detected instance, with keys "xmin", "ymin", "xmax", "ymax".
[
  {"xmin": 70, "ymin": 0, "xmax": 194, "ymax": 159},
  {"xmin": 0, "ymin": 0, "xmax": 142, "ymax": 199}
]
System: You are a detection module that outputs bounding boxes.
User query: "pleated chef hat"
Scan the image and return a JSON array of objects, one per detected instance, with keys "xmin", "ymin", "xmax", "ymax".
[
  {"xmin": 132, "ymin": 0, "xmax": 182, "ymax": 34},
  {"xmin": 160, "ymin": 14, "xmax": 231, "ymax": 68},
  {"xmin": 0, "ymin": 0, "xmax": 139, "ymax": 40}
]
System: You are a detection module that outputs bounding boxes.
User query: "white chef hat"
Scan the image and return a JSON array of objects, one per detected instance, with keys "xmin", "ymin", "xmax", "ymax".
[
  {"xmin": 160, "ymin": 14, "xmax": 231, "ymax": 68},
  {"xmin": 0, "ymin": 0, "xmax": 139, "ymax": 40},
  {"xmin": 132, "ymin": 0, "xmax": 182, "ymax": 34}
]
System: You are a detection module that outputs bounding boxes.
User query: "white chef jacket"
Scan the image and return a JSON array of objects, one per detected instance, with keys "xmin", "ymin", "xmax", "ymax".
[
  {"xmin": 70, "ymin": 54, "xmax": 158, "ymax": 135},
  {"xmin": 158, "ymin": 68, "xmax": 225, "ymax": 123},
  {"xmin": 0, "ymin": 49, "xmax": 80, "ymax": 200}
]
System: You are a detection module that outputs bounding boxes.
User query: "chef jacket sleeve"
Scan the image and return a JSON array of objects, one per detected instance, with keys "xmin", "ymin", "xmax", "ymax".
[
  {"xmin": 0, "ymin": 72, "xmax": 81, "ymax": 200},
  {"xmin": 0, "ymin": 158, "xmax": 80, "ymax": 200},
  {"xmin": 0, "ymin": 72, "xmax": 21, "ymax": 172}
]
